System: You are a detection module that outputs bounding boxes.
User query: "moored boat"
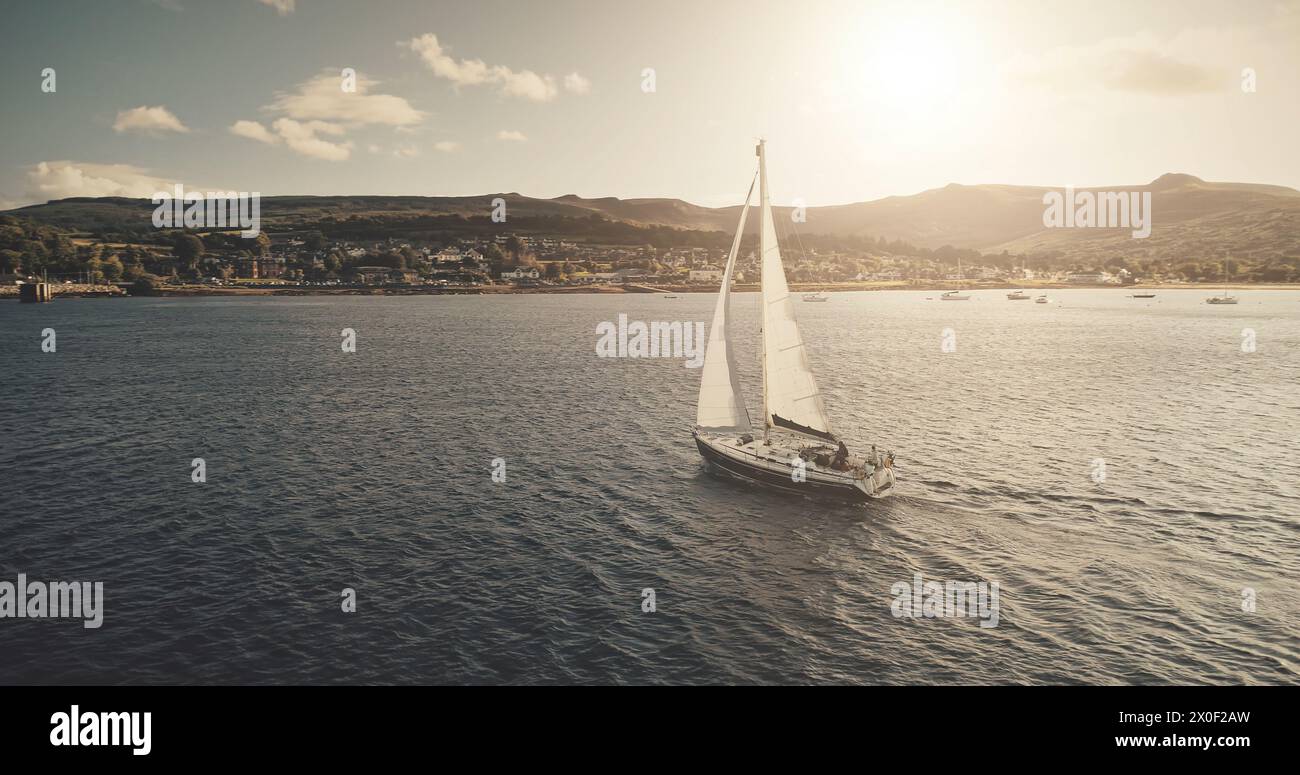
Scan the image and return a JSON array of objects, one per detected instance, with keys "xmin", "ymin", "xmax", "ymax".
[
  {"xmin": 940, "ymin": 257, "xmax": 971, "ymax": 300},
  {"xmin": 1206, "ymin": 257, "xmax": 1239, "ymax": 304}
]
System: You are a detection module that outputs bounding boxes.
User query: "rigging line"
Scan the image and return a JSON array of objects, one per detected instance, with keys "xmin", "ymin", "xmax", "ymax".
[{"xmin": 772, "ymin": 192, "xmax": 813, "ymax": 269}]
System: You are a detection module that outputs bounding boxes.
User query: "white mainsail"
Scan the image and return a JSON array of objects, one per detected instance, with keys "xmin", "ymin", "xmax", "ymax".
[
  {"xmin": 695, "ymin": 175, "xmax": 757, "ymax": 432},
  {"xmin": 757, "ymin": 141, "xmax": 836, "ymax": 442}
]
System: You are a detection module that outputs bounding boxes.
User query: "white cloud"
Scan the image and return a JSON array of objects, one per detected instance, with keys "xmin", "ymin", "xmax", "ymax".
[
  {"xmin": 406, "ymin": 33, "xmax": 492, "ymax": 87},
  {"xmin": 229, "ymin": 120, "xmax": 279, "ymax": 144},
  {"xmin": 563, "ymin": 72, "xmax": 591, "ymax": 95},
  {"xmin": 257, "ymin": 0, "xmax": 295, "ymax": 15},
  {"xmin": 113, "ymin": 105, "xmax": 189, "ymax": 134},
  {"xmin": 497, "ymin": 70, "xmax": 557, "ymax": 102},
  {"xmin": 405, "ymin": 33, "xmax": 580, "ymax": 102},
  {"xmin": 268, "ymin": 70, "xmax": 425, "ymax": 126},
  {"xmin": 25, "ymin": 161, "xmax": 175, "ymax": 201},
  {"xmin": 1002, "ymin": 25, "xmax": 1281, "ymax": 96},
  {"xmin": 393, "ymin": 145, "xmax": 420, "ymax": 158},
  {"xmin": 230, "ymin": 117, "xmax": 350, "ymax": 160},
  {"xmin": 271, "ymin": 119, "xmax": 352, "ymax": 161},
  {"xmin": 433, "ymin": 141, "xmax": 461, "ymax": 152},
  {"xmin": 496, "ymin": 130, "xmax": 527, "ymax": 142},
  {"xmin": 230, "ymin": 70, "xmax": 423, "ymax": 161},
  {"xmin": 1011, "ymin": 42, "xmax": 1222, "ymax": 95}
]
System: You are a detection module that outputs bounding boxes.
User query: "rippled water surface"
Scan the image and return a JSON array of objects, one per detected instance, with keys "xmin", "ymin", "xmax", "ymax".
[{"xmin": 1, "ymin": 290, "xmax": 1297, "ymax": 684}]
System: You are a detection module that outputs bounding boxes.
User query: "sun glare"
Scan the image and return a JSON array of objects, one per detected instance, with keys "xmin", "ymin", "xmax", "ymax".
[
  {"xmin": 871, "ymin": 17, "xmax": 962, "ymax": 104},
  {"xmin": 826, "ymin": 5, "xmax": 993, "ymax": 154}
]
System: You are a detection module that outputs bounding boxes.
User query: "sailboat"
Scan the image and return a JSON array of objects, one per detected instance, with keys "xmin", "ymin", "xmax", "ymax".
[
  {"xmin": 941, "ymin": 257, "xmax": 970, "ymax": 300},
  {"xmin": 1206, "ymin": 259, "xmax": 1238, "ymax": 304},
  {"xmin": 692, "ymin": 141, "xmax": 896, "ymax": 501}
]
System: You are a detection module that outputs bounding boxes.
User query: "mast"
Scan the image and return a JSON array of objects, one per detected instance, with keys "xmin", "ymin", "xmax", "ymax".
[{"xmin": 758, "ymin": 139, "xmax": 769, "ymax": 443}]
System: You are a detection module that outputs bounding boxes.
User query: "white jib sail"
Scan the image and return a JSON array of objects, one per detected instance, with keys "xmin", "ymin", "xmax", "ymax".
[
  {"xmin": 695, "ymin": 174, "xmax": 757, "ymax": 433},
  {"xmin": 757, "ymin": 141, "xmax": 835, "ymax": 441}
]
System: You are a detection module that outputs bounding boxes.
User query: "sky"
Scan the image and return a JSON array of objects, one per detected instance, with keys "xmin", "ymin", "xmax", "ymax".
[{"xmin": 1, "ymin": 0, "xmax": 1298, "ymax": 209}]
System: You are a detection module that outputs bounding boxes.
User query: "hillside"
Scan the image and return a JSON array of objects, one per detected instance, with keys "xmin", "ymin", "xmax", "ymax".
[{"xmin": 6, "ymin": 173, "xmax": 1300, "ymax": 265}]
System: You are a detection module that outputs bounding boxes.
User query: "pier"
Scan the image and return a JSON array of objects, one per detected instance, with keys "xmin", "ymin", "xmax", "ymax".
[{"xmin": 18, "ymin": 283, "xmax": 53, "ymax": 303}]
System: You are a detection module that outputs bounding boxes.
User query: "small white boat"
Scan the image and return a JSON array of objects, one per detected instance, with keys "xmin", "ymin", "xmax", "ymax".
[
  {"xmin": 663, "ymin": 294, "xmax": 679, "ymax": 299},
  {"xmin": 1006, "ymin": 290, "xmax": 1031, "ymax": 300},
  {"xmin": 802, "ymin": 292, "xmax": 830, "ymax": 302},
  {"xmin": 941, "ymin": 257, "xmax": 972, "ymax": 299},
  {"xmin": 1206, "ymin": 258, "xmax": 1239, "ymax": 304},
  {"xmin": 1035, "ymin": 294, "xmax": 1049, "ymax": 304}
]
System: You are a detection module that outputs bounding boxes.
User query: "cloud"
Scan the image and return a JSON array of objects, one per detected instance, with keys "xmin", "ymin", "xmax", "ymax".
[
  {"xmin": 405, "ymin": 33, "xmax": 581, "ymax": 102},
  {"xmin": 229, "ymin": 120, "xmax": 279, "ymax": 144},
  {"xmin": 113, "ymin": 105, "xmax": 189, "ymax": 134},
  {"xmin": 563, "ymin": 72, "xmax": 591, "ymax": 95},
  {"xmin": 267, "ymin": 70, "xmax": 425, "ymax": 126},
  {"xmin": 1097, "ymin": 50, "xmax": 1220, "ymax": 94},
  {"xmin": 257, "ymin": 0, "xmax": 294, "ymax": 15},
  {"xmin": 229, "ymin": 117, "xmax": 350, "ymax": 160},
  {"xmin": 392, "ymin": 145, "xmax": 420, "ymax": 158},
  {"xmin": 433, "ymin": 141, "xmax": 461, "ymax": 152},
  {"xmin": 497, "ymin": 70, "xmax": 557, "ymax": 102},
  {"xmin": 24, "ymin": 161, "xmax": 176, "ymax": 201},
  {"xmin": 496, "ymin": 130, "xmax": 527, "ymax": 142},
  {"xmin": 230, "ymin": 70, "xmax": 424, "ymax": 161},
  {"xmin": 406, "ymin": 34, "xmax": 492, "ymax": 87},
  {"xmin": 271, "ymin": 119, "xmax": 352, "ymax": 160},
  {"xmin": 1009, "ymin": 34, "xmax": 1227, "ymax": 96}
]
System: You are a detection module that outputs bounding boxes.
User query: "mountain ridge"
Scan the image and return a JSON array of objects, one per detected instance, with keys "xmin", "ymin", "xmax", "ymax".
[{"xmin": 6, "ymin": 174, "xmax": 1299, "ymax": 263}]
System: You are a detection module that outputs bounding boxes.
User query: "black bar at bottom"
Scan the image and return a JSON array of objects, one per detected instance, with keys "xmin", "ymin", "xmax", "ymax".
[{"xmin": 0, "ymin": 685, "xmax": 1281, "ymax": 762}]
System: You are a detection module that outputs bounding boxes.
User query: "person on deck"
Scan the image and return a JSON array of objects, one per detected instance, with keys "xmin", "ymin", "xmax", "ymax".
[{"xmin": 833, "ymin": 440, "xmax": 849, "ymax": 469}]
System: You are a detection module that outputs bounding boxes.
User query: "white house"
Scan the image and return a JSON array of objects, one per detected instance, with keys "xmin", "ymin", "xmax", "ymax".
[
  {"xmin": 434, "ymin": 247, "xmax": 463, "ymax": 264},
  {"xmin": 858, "ymin": 270, "xmax": 904, "ymax": 281},
  {"xmin": 500, "ymin": 267, "xmax": 540, "ymax": 280},
  {"xmin": 689, "ymin": 266, "xmax": 723, "ymax": 283}
]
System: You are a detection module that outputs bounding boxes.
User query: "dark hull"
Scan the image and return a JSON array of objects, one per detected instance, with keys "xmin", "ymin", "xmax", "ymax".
[{"xmin": 694, "ymin": 437, "xmax": 869, "ymax": 502}]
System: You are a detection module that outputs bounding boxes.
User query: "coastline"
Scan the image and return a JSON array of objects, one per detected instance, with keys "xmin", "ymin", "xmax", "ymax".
[{"xmin": 4, "ymin": 280, "xmax": 1298, "ymax": 299}]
